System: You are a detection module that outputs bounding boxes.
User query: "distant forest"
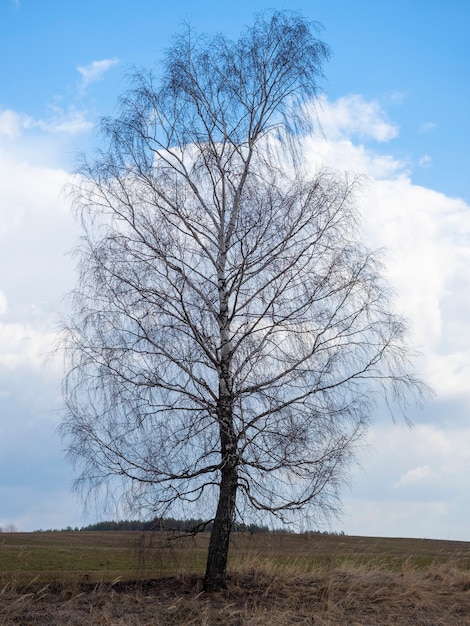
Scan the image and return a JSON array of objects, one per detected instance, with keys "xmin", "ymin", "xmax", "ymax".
[
  {"xmin": 71, "ymin": 519, "xmax": 271, "ymax": 533},
  {"xmin": 35, "ymin": 518, "xmax": 344, "ymax": 535}
]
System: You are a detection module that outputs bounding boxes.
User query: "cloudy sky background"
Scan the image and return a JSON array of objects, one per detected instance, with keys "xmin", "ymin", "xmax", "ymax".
[{"xmin": 1, "ymin": 0, "xmax": 470, "ymax": 537}]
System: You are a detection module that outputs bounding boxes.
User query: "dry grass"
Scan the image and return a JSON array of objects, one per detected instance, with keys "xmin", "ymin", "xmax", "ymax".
[{"xmin": 1, "ymin": 532, "xmax": 470, "ymax": 624}]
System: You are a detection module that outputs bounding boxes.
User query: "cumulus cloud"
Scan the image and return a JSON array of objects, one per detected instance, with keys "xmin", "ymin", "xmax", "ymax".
[
  {"xmin": 304, "ymin": 133, "xmax": 405, "ymax": 179},
  {"xmin": 0, "ymin": 147, "xmax": 70, "ymax": 229},
  {"xmin": 301, "ymin": 95, "xmax": 470, "ymax": 539},
  {"xmin": 305, "ymin": 95, "xmax": 470, "ymax": 402},
  {"xmin": 313, "ymin": 94, "xmax": 399, "ymax": 143},
  {"xmin": 0, "ymin": 139, "xmax": 78, "ymax": 532},
  {"xmin": 77, "ymin": 58, "xmax": 120, "ymax": 92},
  {"xmin": 0, "ymin": 143, "xmax": 77, "ymax": 377},
  {"xmin": 362, "ymin": 182, "xmax": 470, "ymax": 398}
]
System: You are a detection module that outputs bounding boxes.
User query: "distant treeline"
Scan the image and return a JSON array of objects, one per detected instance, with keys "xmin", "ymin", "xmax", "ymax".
[
  {"xmin": 79, "ymin": 518, "xmax": 271, "ymax": 533},
  {"xmin": 35, "ymin": 518, "xmax": 345, "ymax": 535}
]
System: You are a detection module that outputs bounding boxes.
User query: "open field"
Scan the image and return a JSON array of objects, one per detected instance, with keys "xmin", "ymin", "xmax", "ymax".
[{"xmin": 1, "ymin": 531, "xmax": 470, "ymax": 624}]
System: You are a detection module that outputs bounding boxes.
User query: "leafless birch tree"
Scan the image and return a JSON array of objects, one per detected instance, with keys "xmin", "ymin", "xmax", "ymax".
[{"xmin": 60, "ymin": 11, "xmax": 427, "ymax": 591}]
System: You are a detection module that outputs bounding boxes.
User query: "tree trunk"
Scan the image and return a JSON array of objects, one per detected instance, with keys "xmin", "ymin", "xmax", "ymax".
[
  {"xmin": 203, "ymin": 377, "xmax": 237, "ymax": 592},
  {"xmin": 203, "ymin": 461, "xmax": 238, "ymax": 591},
  {"xmin": 205, "ymin": 224, "xmax": 237, "ymax": 592}
]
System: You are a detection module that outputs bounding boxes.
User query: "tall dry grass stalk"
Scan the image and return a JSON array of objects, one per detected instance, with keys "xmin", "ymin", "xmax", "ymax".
[{"xmin": 1, "ymin": 559, "xmax": 470, "ymax": 625}]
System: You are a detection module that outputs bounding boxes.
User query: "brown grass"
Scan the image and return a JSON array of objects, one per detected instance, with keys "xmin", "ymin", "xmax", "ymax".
[{"xmin": 1, "ymin": 532, "xmax": 470, "ymax": 624}]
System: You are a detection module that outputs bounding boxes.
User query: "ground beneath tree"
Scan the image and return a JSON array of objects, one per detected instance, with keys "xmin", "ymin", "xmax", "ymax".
[{"xmin": 2, "ymin": 566, "xmax": 470, "ymax": 625}]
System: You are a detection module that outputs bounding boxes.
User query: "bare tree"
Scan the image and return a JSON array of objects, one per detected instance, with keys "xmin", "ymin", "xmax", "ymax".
[{"xmin": 60, "ymin": 11, "xmax": 427, "ymax": 592}]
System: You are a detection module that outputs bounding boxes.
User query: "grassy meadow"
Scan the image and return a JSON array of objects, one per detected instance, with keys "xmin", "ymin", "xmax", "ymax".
[{"xmin": 1, "ymin": 530, "xmax": 470, "ymax": 624}]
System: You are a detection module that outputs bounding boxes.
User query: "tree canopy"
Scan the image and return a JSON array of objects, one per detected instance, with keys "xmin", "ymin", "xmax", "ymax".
[{"xmin": 60, "ymin": 11, "xmax": 427, "ymax": 591}]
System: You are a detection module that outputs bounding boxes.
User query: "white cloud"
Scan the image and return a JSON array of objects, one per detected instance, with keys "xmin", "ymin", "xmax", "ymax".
[
  {"xmin": 0, "ymin": 59, "xmax": 118, "ymax": 141},
  {"xmin": 313, "ymin": 94, "xmax": 399, "ymax": 143},
  {"xmin": 0, "ymin": 147, "xmax": 70, "ymax": 230},
  {"xmin": 419, "ymin": 154, "xmax": 433, "ymax": 168},
  {"xmin": 77, "ymin": 58, "xmax": 120, "ymax": 92},
  {"xmin": 0, "ymin": 105, "xmax": 92, "ymax": 137},
  {"xmin": 0, "ymin": 109, "xmax": 32, "ymax": 138},
  {"xmin": 420, "ymin": 121, "xmax": 437, "ymax": 133},
  {"xmin": 362, "ymin": 182, "xmax": 470, "ymax": 398},
  {"xmin": 0, "ymin": 143, "xmax": 77, "ymax": 377},
  {"xmin": 304, "ymin": 134, "xmax": 405, "ymax": 179},
  {"xmin": 305, "ymin": 95, "xmax": 470, "ymax": 401},
  {"xmin": 36, "ymin": 105, "xmax": 93, "ymax": 135},
  {"xmin": 0, "ymin": 292, "xmax": 7, "ymax": 316},
  {"xmin": 0, "ymin": 322, "xmax": 56, "ymax": 369},
  {"xmin": 300, "ymin": 95, "xmax": 470, "ymax": 540},
  {"xmin": 395, "ymin": 465, "xmax": 433, "ymax": 487}
]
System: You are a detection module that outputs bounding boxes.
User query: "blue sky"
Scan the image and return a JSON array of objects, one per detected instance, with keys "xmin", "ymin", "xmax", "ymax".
[
  {"xmin": 2, "ymin": 1, "xmax": 469, "ymax": 200},
  {"xmin": 1, "ymin": 0, "xmax": 470, "ymax": 537}
]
